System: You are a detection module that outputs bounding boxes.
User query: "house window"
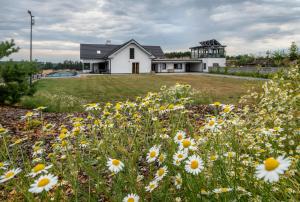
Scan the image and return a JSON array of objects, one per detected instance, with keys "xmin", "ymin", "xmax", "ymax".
[
  {"xmin": 161, "ymin": 63, "xmax": 166, "ymax": 70},
  {"xmin": 130, "ymin": 48, "xmax": 135, "ymax": 59},
  {"xmin": 174, "ymin": 63, "xmax": 182, "ymax": 69},
  {"xmin": 213, "ymin": 63, "xmax": 219, "ymax": 67},
  {"xmin": 83, "ymin": 63, "xmax": 90, "ymax": 70},
  {"xmin": 96, "ymin": 50, "xmax": 101, "ymax": 54},
  {"xmin": 203, "ymin": 63, "xmax": 207, "ymax": 70}
]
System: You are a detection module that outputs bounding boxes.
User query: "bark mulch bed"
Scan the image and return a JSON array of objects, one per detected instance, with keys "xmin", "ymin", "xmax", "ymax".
[{"xmin": 0, "ymin": 105, "xmax": 213, "ymax": 137}]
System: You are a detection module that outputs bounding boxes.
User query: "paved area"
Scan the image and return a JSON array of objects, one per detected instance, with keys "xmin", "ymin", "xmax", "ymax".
[{"xmin": 157, "ymin": 72, "xmax": 269, "ymax": 81}]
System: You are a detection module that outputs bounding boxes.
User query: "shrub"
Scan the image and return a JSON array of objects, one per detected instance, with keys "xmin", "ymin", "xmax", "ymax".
[{"xmin": 0, "ymin": 61, "xmax": 39, "ymax": 104}]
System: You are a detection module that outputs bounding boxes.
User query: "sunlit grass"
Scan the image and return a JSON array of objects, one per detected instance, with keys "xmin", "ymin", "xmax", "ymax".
[{"xmin": 21, "ymin": 74, "xmax": 263, "ymax": 112}]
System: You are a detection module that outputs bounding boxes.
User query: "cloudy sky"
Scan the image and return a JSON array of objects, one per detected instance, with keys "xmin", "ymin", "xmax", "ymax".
[{"xmin": 1, "ymin": 0, "xmax": 300, "ymax": 62}]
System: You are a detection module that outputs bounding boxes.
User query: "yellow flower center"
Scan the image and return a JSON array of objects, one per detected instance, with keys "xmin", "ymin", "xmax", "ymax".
[
  {"xmin": 182, "ymin": 139, "xmax": 191, "ymax": 148},
  {"xmin": 228, "ymin": 152, "xmax": 234, "ymax": 158},
  {"xmin": 178, "ymin": 154, "xmax": 183, "ymax": 159},
  {"xmin": 150, "ymin": 151, "xmax": 157, "ymax": 158},
  {"xmin": 37, "ymin": 178, "xmax": 50, "ymax": 187},
  {"xmin": 210, "ymin": 155, "xmax": 217, "ymax": 161},
  {"xmin": 0, "ymin": 128, "xmax": 6, "ymax": 133},
  {"xmin": 176, "ymin": 178, "xmax": 182, "ymax": 184},
  {"xmin": 191, "ymin": 160, "xmax": 199, "ymax": 169},
  {"xmin": 0, "ymin": 162, "xmax": 4, "ymax": 167},
  {"xmin": 177, "ymin": 134, "xmax": 183, "ymax": 140},
  {"xmin": 150, "ymin": 184, "xmax": 155, "ymax": 189},
  {"xmin": 223, "ymin": 106, "xmax": 230, "ymax": 113},
  {"xmin": 5, "ymin": 171, "xmax": 14, "ymax": 179},
  {"xmin": 33, "ymin": 164, "xmax": 45, "ymax": 173},
  {"xmin": 127, "ymin": 198, "xmax": 134, "ymax": 202},
  {"xmin": 159, "ymin": 155, "xmax": 164, "ymax": 162},
  {"xmin": 59, "ymin": 133, "xmax": 66, "ymax": 140},
  {"xmin": 61, "ymin": 140, "xmax": 68, "ymax": 147},
  {"xmin": 112, "ymin": 159, "xmax": 120, "ymax": 166},
  {"xmin": 214, "ymin": 102, "xmax": 221, "ymax": 106},
  {"xmin": 220, "ymin": 188, "xmax": 229, "ymax": 192},
  {"xmin": 264, "ymin": 157, "xmax": 280, "ymax": 171},
  {"xmin": 209, "ymin": 120, "xmax": 215, "ymax": 126},
  {"xmin": 158, "ymin": 168, "xmax": 165, "ymax": 176}
]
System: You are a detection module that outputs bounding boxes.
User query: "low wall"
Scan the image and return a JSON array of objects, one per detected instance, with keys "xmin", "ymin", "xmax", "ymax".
[{"xmin": 209, "ymin": 66, "xmax": 282, "ymax": 75}]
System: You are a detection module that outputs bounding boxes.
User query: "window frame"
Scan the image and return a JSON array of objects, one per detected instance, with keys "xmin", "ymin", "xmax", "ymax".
[
  {"xmin": 174, "ymin": 63, "xmax": 182, "ymax": 70},
  {"xmin": 130, "ymin": 48, "xmax": 135, "ymax": 59}
]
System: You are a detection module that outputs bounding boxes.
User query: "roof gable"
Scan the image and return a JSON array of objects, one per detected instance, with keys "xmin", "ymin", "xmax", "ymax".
[
  {"xmin": 107, "ymin": 39, "xmax": 154, "ymax": 58},
  {"xmin": 80, "ymin": 39, "xmax": 164, "ymax": 60}
]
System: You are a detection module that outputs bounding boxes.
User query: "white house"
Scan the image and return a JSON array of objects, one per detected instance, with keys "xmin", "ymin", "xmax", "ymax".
[{"xmin": 80, "ymin": 39, "xmax": 226, "ymax": 74}]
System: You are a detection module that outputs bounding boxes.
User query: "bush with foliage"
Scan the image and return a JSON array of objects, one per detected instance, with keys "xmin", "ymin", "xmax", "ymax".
[
  {"xmin": 0, "ymin": 61, "xmax": 39, "ymax": 104},
  {"xmin": 0, "ymin": 39, "xmax": 39, "ymax": 104},
  {"xmin": 0, "ymin": 66, "xmax": 299, "ymax": 201}
]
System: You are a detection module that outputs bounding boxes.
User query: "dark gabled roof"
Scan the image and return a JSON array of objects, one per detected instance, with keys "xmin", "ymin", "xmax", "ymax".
[
  {"xmin": 190, "ymin": 39, "xmax": 226, "ymax": 49},
  {"xmin": 143, "ymin": 45, "xmax": 165, "ymax": 58},
  {"xmin": 80, "ymin": 39, "xmax": 164, "ymax": 60},
  {"xmin": 80, "ymin": 44, "xmax": 120, "ymax": 60}
]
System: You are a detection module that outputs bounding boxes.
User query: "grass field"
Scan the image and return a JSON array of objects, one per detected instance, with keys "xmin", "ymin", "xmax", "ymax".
[{"xmin": 21, "ymin": 74, "xmax": 264, "ymax": 112}]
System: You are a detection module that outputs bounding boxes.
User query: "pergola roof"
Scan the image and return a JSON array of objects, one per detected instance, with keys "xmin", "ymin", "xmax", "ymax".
[{"xmin": 190, "ymin": 39, "xmax": 226, "ymax": 49}]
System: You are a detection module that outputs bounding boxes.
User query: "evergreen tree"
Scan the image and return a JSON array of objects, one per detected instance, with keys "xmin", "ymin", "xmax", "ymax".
[{"xmin": 289, "ymin": 42, "xmax": 299, "ymax": 61}]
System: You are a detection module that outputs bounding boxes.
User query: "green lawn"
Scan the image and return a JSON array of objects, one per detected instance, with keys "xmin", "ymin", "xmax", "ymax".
[{"xmin": 21, "ymin": 74, "xmax": 263, "ymax": 112}]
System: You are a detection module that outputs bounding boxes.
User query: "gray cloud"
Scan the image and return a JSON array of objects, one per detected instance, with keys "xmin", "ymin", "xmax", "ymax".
[{"xmin": 0, "ymin": 0, "xmax": 299, "ymax": 62}]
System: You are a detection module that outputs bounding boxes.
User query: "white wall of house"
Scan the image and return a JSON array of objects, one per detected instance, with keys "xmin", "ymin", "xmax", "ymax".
[
  {"xmin": 109, "ymin": 44, "xmax": 152, "ymax": 73},
  {"xmin": 201, "ymin": 58, "xmax": 226, "ymax": 72},
  {"xmin": 157, "ymin": 63, "xmax": 186, "ymax": 73}
]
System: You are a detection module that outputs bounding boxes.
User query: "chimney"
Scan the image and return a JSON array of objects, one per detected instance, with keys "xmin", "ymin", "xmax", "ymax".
[{"xmin": 106, "ymin": 40, "xmax": 111, "ymax": 45}]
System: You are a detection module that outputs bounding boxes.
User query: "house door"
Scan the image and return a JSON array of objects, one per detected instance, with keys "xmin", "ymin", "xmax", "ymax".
[{"xmin": 132, "ymin": 63, "xmax": 139, "ymax": 74}]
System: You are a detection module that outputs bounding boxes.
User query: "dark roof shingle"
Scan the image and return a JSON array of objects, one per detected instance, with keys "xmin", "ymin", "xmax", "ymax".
[{"xmin": 80, "ymin": 41, "xmax": 164, "ymax": 59}]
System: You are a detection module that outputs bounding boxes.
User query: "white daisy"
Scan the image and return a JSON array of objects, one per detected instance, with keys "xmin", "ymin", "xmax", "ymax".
[
  {"xmin": 173, "ymin": 150, "xmax": 188, "ymax": 165},
  {"xmin": 179, "ymin": 138, "xmax": 197, "ymax": 151},
  {"xmin": 146, "ymin": 145, "xmax": 160, "ymax": 163},
  {"xmin": 185, "ymin": 155, "xmax": 204, "ymax": 175},
  {"xmin": 255, "ymin": 156, "xmax": 291, "ymax": 183},
  {"xmin": 0, "ymin": 168, "xmax": 22, "ymax": 183},
  {"xmin": 0, "ymin": 161, "xmax": 9, "ymax": 170},
  {"xmin": 205, "ymin": 118, "xmax": 219, "ymax": 131},
  {"xmin": 221, "ymin": 104, "xmax": 234, "ymax": 114},
  {"xmin": 174, "ymin": 173, "xmax": 182, "ymax": 189},
  {"xmin": 224, "ymin": 152, "xmax": 236, "ymax": 158},
  {"xmin": 213, "ymin": 188, "xmax": 233, "ymax": 194},
  {"xmin": 28, "ymin": 174, "xmax": 58, "ymax": 193},
  {"xmin": 28, "ymin": 163, "xmax": 53, "ymax": 177},
  {"xmin": 174, "ymin": 130, "xmax": 186, "ymax": 144},
  {"xmin": 84, "ymin": 103, "xmax": 100, "ymax": 111},
  {"xmin": 123, "ymin": 193, "xmax": 139, "ymax": 202},
  {"xmin": 158, "ymin": 153, "xmax": 166, "ymax": 165},
  {"xmin": 79, "ymin": 140, "xmax": 89, "ymax": 148},
  {"xmin": 107, "ymin": 158, "xmax": 124, "ymax": 173},
  {"xmin": 155, "ymin": 166, "xmax": 168, "ymax": 181},
  {"xmin": 145, "ymin": 180, "xmax": 158, "ymax": 192}
]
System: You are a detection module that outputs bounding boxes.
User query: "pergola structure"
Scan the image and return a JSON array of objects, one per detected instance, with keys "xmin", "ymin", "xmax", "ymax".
[{"xmin": 190, "ymin": 39, "xmax": 226, "ymax": 59}]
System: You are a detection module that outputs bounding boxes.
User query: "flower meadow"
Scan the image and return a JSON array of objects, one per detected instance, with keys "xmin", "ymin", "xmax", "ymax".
[{"xmin": 0, "ymin": 66, "xmax": 299, "ymax": 201}]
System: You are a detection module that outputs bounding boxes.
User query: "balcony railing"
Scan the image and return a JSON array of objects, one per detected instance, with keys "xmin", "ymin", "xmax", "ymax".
[{"xmin": 192, "ymin": 53, "xmax": 225, "ymax": 58}]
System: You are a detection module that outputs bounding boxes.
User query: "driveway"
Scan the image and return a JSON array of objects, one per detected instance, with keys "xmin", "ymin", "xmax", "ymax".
[{"xmin": 157, "ymin": 72, "xmax": 269, "ymax": 81}]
